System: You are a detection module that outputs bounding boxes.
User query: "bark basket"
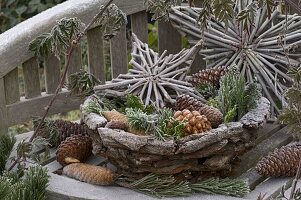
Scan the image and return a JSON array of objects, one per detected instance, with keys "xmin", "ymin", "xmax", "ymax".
[{"xmin": 82, "ymin": 96, "xmax": 270, "ymax": 178}]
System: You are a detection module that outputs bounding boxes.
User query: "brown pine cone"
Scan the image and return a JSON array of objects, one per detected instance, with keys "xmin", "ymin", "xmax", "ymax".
[
  {"xmin": 102, "ymin": 110, "xmax": 128, "ymax": 124},
  {"xmin": 198, "ymin": 105, "xmax": 223, "ymax": 128},
  {"xmin": 56, "ymin": 135, "xmax": 92, "ymax": 166},
  {"xmin": 63, "ymin": 163, "xmax": 115, "ymax": 185},
  {"xmin": 189, "ymin": 66, "xmax": 228, "ymax": 86},
  {"xmin": 176, "ymin": 95, "xmax": 223, "ymax": 128},
  {"xmin": 34, "ymin": 119, "xmax": 91, "ymax": 146},
  {"xmin": 176, "ymin": 94, "xmax": 205, "ymax": 111},
  {"xmin": 105, "ymin": 120, "xmax": 128, "ymax": 131},
  {"xmin": 256, "ymin": 142, "xmax": 301, "ymax": 177},
  {"xmin": 55, "ymin": 120, "xmax": 90, "ymax": 143},
  {"xmin": 174, "ymin": 109, "xmax": 212, "ymax": 136}
]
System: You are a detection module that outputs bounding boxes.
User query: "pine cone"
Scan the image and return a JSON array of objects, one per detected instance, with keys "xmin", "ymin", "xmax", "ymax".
[
  {"xmin": 63, "ymin": 163, "xmax": 115, "ymax": 185},
  {"xmin": 189, "ymin": 66, "xmax": 228, "ymax": 86},
  {"xmin": 256, "ymin": 143, "xmax": 301, "ymax": 177},
  {"xmin": 56, "ymin": 135, "xmax": 92, "ymax": 166},
  {"xmin": 102, "ymin": 110, "xmax": 128, "ymax": 124},
  {"xmin": 176, "ymin": 94, "xmax": 205, "ymax": 111},
  {"xmin": 198, "ymin": 105, "xmax": 223, "ymax": 128},
  {"xmin": 105, "ymin": 120, "xmax": 128, "ymax": 131},
  {"xmin": 174, "ymin": 109, "xmax": 212, "ymax": 136},
  {"xmin": 176, "ymin": 95, "xmax": 223, "ymax": 128},
  {"xmin": 55, "ymin": 120, "xmax": 90, "ymax": 143},
  {"xmin": 33, "ymin": 119, "xmax": 91, "ymax": 146}
]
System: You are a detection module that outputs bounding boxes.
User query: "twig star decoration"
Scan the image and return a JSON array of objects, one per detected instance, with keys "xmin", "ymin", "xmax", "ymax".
[
  {"xmin": 94, "ymin": 33, "xmax": 205, "ymax": 108},
  {"xmin": 169, "ymin": 5, "xmax": 301, "ymax": 113}
]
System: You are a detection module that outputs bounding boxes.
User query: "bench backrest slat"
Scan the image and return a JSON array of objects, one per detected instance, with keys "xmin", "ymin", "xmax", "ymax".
[{"xmin": 87, "ymin": 26, "xmax": 106, "ymax": 82}]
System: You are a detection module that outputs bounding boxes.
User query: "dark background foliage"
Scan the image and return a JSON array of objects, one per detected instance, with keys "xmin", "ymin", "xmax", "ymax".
[{"xmin": 0, "ymin": 0, "xmax": 65, "ymax": 33}]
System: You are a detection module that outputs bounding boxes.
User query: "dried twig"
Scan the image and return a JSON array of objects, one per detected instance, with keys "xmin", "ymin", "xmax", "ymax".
[{"xmin": 8, "ymin": 0, "xmax": 114, "ymax": 172}]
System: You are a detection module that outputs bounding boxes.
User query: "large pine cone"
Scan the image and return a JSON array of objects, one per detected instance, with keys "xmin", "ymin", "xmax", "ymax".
[
  {"xmin": 55, "ymin": 120, "xmax": 90, "ymax": 143},
  {"xmin": 63, "ymin": 163, "xmax": 115, "ymax": 185},
  {"xmin": 256, "ymin": 143, "xmax": 301, "ymax": 177},
  {"xmin": 102, "ymin": 110, "xmax": 128, "ymax": 124},
  {"xmin": 34, "ymin": 119, "xmax": 91, "ymax": 146},
  {"xmin": 189, "ymin": 66, "xmax": 228, "ymax": 86},
  {"xmin": 56, "ymin": 135, "xmax": 92, "ymax": 166},
  {"xmin": 198, "ymin": 105, "xmax": 223, "ymax": 128},
  {"xmin": 176, "ymin": 95, "xmax": 223, "ymax": 128},
  {"xmin": 174, "ymin": 109, "xmax": 212, "ymax": 136},
  {"xmin": 176, "ymin": 94, "xmax": 205, "ymax": 111}
]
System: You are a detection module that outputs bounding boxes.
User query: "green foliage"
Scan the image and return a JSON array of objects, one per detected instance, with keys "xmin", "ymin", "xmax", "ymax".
[
  {"xmin": 125, "ymin": 94, "xmax": 154, "ymax": 114},
  {"xmin": 196, "ymin": 82, "xmax": 219, "ymax": 100},
  {"xmin": 68, "ymin": 70, "xmax": 101, "ymax": 97},
  {"xmin": 144, "ymin": 0, "xmax": 177, "ymax": 21},
  {"xmin": 0, "ymin": 166, "xmax": 49, "ymax": 200},
  {"xmin": 236, "ymin": 1, "xmax": 258, "ymax": 34},
  {"xmin": 82, "ymin": 99, "xmax": 103, "ymax": 115},
  {"xmin": 126, "ymin": 174, "xmax": 250, "ymax": 198},
  {"xmin": 29, "ymin": 17, "xmax": 83, "ymax": 59},
  {"xmin": 217, "ymin": 68, "xmax": 261, "ymax": 122},
  {"xmin": 96, "ymin": 4, "xmax": 128, "ymax": 40},
  {"xmin": 211, "ymin": 0, "xmax": 234, "ymax": 28},
  {"xmin": 145, "ymin": 0, "xmax": 279, "ymax": 32},
  {"xmin": 129, "ymin": 173, "xmax": 191, "ymax": 198},
  {"xmin": 148, "ymin": 21, "xmax": 159, "ymax": 52},
  {"xmin": 0, "ymin": 134, "xmax": 16, "ymax": 174},
  {"xmin": 0, "ymin": 0, "xmax": 65, "ymax": 33},
  {"xmin": 191, "ymin": 178, "xmax": 250, "ymax": 197},
  {"xmin": 279, "ymin": 67, "xmax": 301, "ymax": 140},
  {"xmin": 155, "ymin": 108, "xmax": 185, "ymax": 140},
  {"xmin": 126, "ymin": 108, "xmax": 154, "ymax": 132},
  {"xmin": 32, "ymin": 117, "xmax": 60, "ymax": 147}
]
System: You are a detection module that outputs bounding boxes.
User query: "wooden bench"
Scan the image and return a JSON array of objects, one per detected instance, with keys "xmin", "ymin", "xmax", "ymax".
[
  {"xmin": 0, "ymin": 0, "xmax": 298, "ymax": 199},
  {"xmin": 10, "ymin": 121, "xmax": 293, "ymax": 200}
]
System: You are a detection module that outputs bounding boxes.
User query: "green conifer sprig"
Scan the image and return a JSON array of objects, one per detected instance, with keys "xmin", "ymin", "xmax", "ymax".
[
  {"xmin": 125, "ymin": 173, "xmax": 250, "ymax": 198},
  {"xmin": 155, "ymin": 108, "xmax": 185, "ymax": 140},
  {"xmin": 126, "ymin": 108, "xmax": 154, "ymax": 132},
  {"xmin": 125, "ymin": 94, "xmax": 155, "ymax": 114},
  {"xmin": 191, "ymin": 178, "xmax": 250, "ymax": 197},
  {"xmin": 217, "ymin": 67, "xmax": 261, "ymax": 122},
  {"xmin": 0, "ymin": 134, "xmax": 16, "ymax": 174},
  {"xmin": 129, "ymin": 173, "xmax": 191, "ymax": 198},
  {"xmin": 0, "ymin": 166, "xmax": 49, "ymax": 200}
]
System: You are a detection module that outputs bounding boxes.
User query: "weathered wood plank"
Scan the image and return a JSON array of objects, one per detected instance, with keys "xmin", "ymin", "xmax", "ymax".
[
  {"xmin": 110, "ymin": 25, "xmax": 128, "ymax": 78},
  {"xmin": 4, "ymin": 68, "xmax": 20, "ymax": 104},
  {"xmin": 247, "ymin": 177, "xmax": 291, "ymax": 200},
  {"xmin": 45, "ymin": 54, "xmax": 61, "ymax": 94},
  {"xmin": 0, "ymin": 78, "xmax": 8, "ymax": 133},
  {"xmin": 23, "ymin": 57, "xmax": 41, "ymax": 98},
  {"xmin": 131, "ymin": 11, "xmax": 148, "ymax": 43},
  {"xmin": 158, "ymin": 21, "xmax": 182, "ymax": 54},
  {"xmin": 67, "ymin": 46, "xmax": 82, "ymax": 82},
  {"xmin": 87, "ymin": 26, "xmax": 106, "ymax": 83},
  {"xmin": 0, "ymin": 0, "xmax": 145, "ymax": 78},
  {"xmin": 6, "ymin": 89, "xmax": 82, "ymax": 126},
  {"xmin": 236, "ymin": 126, "xmax": 292, "ymax": 179}
]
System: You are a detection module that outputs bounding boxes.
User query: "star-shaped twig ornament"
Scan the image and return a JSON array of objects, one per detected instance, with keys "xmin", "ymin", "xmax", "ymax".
[
  {"xmin": 169, "ymin": 5, "xmax": 301, "ymax": 113},
  {"xmin": 94, "ymin": 33, "xmax": 205, "ymax": 108}
]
